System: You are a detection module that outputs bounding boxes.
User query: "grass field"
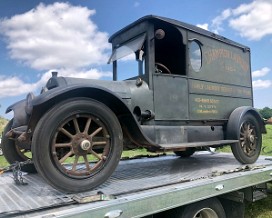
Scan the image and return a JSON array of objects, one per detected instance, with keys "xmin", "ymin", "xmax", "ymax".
[
  {"xmin": 0, "ymin": 123, "xmax": 272, "ymax": 217},
  {"xmin": 244, "ymin": 125, "xmax": 272, "ymax": 218}
]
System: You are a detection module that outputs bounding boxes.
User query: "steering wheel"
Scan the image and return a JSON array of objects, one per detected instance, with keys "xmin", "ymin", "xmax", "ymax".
[{"xmin": 155, "ymin": 62, "xmax": 171, "ymax": 74}]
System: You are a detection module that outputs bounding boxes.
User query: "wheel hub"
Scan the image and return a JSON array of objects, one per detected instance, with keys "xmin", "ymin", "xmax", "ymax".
[
  {"xmin": 240, "ymin": 121, "xmax": 257, "ymax": 157},
  {"xmin": 80, "ymin": 139, "xmax": 91, "ymax": 150},
  {"xmin": 249, "ymin": 135, "xmax": 255, "ymax": 143},
  {"xmin": 71, "ymin": 133, "xmax": 92, "ymax": 155}
]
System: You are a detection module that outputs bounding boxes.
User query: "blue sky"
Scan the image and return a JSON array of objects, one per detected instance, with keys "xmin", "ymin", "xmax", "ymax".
[{"xmin": 0, "ymin": 0, "xmax": 271, "ymax": 118}]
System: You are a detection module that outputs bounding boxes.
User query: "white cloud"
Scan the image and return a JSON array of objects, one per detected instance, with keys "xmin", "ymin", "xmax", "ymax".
[
  {"xmin": 0, "ymin": 68, "xmax": 112, "ymax": 98},
  {"xmin": 211, "ymin": 0, "xmax": 272, "ymax": 40},
  {"xmin": 230, "ymin": 0, "xmax": 272, "ymax": 40},
  {"xmin": 252, "ymin": 67, "xmax": 271, "ymax": 89},
  {"xmin": 61, "ymin": 68, "xmax": 112, "ymax": 79},
  {"xmin": 211, "ymin": 8, "xmax": 232, "ymax": 33},
  {"xmin": 253, "ymin": 79, "xmax": 272, "ymax": 89},
  {"xmin": 0, "ymin": 76, "xmax": 38, "ymax": 98},
  {"xmin": 0, "ymin": 2, "xmax": 110, "ymax": 70},
  {"xmin": 252, "ymin": 67, "xmax": 270, "ymax": 78},
  {"xmin": 197, "ymin": 23, "xmax": 209, "ymax": 31},
  {"xmin": 0, "ymin": 2, "xmax": 113, "ymax": 99}
]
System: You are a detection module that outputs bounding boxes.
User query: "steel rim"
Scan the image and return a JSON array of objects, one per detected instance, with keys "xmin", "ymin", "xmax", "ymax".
[
  {"xmin": 193, "ymin": 208, "xmax": 219, "ymax": 218},
  {"xmin": 51, "ymin": 114, "xmax": 111, "ymax": 178},
  {"xmin": 239, "ymin": 121, "xmax": 257, "ymax": 157}
]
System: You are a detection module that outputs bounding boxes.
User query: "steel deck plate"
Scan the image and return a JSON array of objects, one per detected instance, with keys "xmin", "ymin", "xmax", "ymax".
[{"xmin": 0, "ymin": 152, "xmax": 272, "ymax": 217}]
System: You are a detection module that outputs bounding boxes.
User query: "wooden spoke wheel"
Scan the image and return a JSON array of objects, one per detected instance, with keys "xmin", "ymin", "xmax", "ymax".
[
  {"xmin": 231, "ymin": 114, "xmax": 262, "ymax": 164},
  {"xmin": 32, "ymin": 99, "xmax": 123, "ymax": 192}
]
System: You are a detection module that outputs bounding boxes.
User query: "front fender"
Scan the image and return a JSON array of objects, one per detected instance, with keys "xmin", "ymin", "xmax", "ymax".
[
  {"xmin": 28, "ymin": 85, "xmax": 155, "ymax": 147},
  {"xmin": 6, "ymin": 100, "xmax": 28, "ymax": 128}
]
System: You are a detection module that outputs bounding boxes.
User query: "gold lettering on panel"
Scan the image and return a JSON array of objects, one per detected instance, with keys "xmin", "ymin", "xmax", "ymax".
[
  {"xmin": 204, "ymin": 48, "xmax": 249, "ymax": 72},
  {"xmin": 194, "ymin": 97, "xmax": 219, "ymax": 114}
]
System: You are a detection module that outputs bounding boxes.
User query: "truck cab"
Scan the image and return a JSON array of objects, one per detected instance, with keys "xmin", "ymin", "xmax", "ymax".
[
  {"xmin": 109, "ymin": 15, "xmax": 253, "ymax": 120},
  {"xmin": 107, "ymin": 15, "xmax": 264, "ymax": 156}
]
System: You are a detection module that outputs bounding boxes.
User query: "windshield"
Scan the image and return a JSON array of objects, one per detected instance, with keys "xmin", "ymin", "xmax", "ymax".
[
  {"xmin": 109, "ymin": 33, "xmax": 146, "ymax": 81},
  {"xmin": 108, "ymin": 33, "xmax": 146, "ymax": 63}
]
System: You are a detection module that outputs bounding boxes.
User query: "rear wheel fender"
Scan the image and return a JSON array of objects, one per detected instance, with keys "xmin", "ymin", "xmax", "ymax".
[
  {"xmin": 227, "ymin": 106, "xmax": 265, "ymax": 140},
  {"xmin": 227, "ymin": 106, "xmax": 263, "ymax": 164}
]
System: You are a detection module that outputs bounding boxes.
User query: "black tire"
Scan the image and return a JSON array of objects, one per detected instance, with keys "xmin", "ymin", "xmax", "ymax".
[
  {"xmin": 168, "ymin": 198, "xmax": 226, "ymax": 218},
  {"xmin": 174, "ymin": 148, "xmax": 195, "ymax": 157},
  {"xmin": 32, "ymin": 99, "xmax": 123, "ymax": 193},
  {"xmin": 1, "ymin": 119, "xmax": 36, "ymax": 173},
  {"xmin": 231, "ymin": 114, "xmax": 262, "ymax": 164}
]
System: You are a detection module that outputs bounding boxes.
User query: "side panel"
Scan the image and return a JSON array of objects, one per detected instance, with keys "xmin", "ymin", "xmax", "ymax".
[
  {"xmin": 187, "ymin": 31, "xmax": 253, "ymax": 120},
  {"xmin": 189, "ymin": 94, "xmax": 253, "ymax": 120},
  {"xmin": 153, "ymin": 74, "xmax": 188, "ymax": 120},
  {"xmin": 189, "ymin": 80, "xmax": 253, "ymax": 119},
  {"xmin": 188, "ymin": 32, "xmax": 252, "ymax": 87},
  {"xmin": 190, "ymin": 80, "xmax": 252, "ymax": 99}
]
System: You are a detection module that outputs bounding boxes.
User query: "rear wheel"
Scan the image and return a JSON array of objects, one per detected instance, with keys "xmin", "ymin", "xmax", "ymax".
[
  {"xmin": 32, "ymin": 99, "xmax": 123, "ymax": 193},
  {"xmin": 2, "ymin": 119, "xmax": 36, "ymax": 173},
  {"xmin": 231, "ymin": 114, "xmax": 262, "ymax": 164}
]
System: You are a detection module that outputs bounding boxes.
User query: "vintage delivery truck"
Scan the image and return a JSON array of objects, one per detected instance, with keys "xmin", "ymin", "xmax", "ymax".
[{"xmin": 1, "ymin": 15, "xmax": 266, "ymax": 193}]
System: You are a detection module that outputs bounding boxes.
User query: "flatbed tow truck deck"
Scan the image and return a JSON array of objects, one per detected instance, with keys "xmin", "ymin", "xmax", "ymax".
[{"xmin": 1, "ymin": 152, "xmax": 272, "ymax": 218}]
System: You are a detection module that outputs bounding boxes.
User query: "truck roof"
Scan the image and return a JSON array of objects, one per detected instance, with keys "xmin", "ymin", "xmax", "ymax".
[{"xmin": 109, "ymin": 15, "xmax": 249, "ymax": 50}]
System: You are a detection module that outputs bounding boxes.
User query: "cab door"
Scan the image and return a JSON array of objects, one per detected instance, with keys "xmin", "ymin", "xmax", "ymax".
[{"xmin": 153, "ymin": 73, "xmax": 189, "ymax": 121}]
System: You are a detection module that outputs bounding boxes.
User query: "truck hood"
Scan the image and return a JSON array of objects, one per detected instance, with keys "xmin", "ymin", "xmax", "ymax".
[
  {"xmin": 46, "ymin": 76, "xmax": 133, "ymax": 99},
  {"xmin": 6, "ymin": 75, "xmax": 150, "ymax": 128}
]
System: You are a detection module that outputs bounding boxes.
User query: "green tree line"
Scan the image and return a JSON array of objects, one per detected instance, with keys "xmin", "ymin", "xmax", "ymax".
[{"xmin": 259, "ymin": 107, "xmax": 272, "ymax": 120}]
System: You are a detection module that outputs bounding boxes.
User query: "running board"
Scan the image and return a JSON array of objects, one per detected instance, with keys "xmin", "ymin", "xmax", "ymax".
[{"xmin": 159, "ymin": 140, "xmax": 238, "ymax": 151}]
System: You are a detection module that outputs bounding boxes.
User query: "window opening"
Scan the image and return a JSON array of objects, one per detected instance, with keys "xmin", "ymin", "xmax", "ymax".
[
  {"xmin": 189, "ymin": 40, "xmax": 202, "ymax": 72},
  {"xmin": 154, "ymin": 25, "xmax": 186, "ymax": 75}
]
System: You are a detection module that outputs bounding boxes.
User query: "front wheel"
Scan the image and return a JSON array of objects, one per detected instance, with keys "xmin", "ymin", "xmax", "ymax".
[
  {"xmin": 231, "ymin": 114, "xmax": 262, "ymax": 164},
  {"xmin": 32, "ymin": 99, "xmax": 123, "ymax": 193}
]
